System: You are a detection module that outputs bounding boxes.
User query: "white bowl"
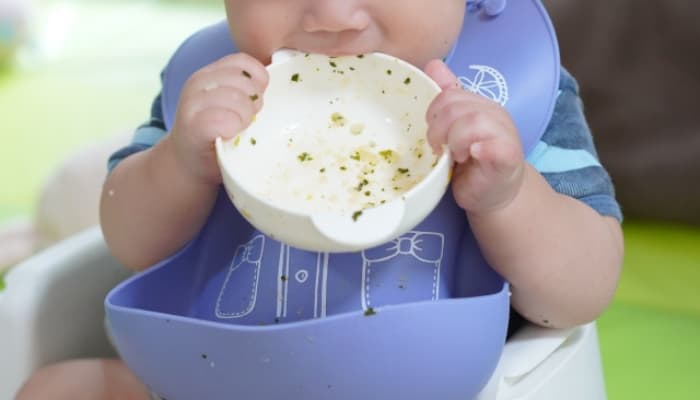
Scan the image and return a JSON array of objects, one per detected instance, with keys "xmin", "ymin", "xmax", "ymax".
[{"xmin": 215, "ymin": 50, "xmax": 451, "ymax": 252}]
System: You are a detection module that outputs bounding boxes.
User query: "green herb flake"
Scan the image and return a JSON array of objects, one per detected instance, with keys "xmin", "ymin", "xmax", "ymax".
[
  {"xmin": 339, "ymin": 166, "xmax": 348, "ymax": 171},
  {"xmin": 363, "ymin": 307, "xmax": 377, "ymax": 316},
  {"xmin": 329, "ymin": 61, "xmax": 337, "ymax": 68},
  {"xmin": 379, "ymin": 149, "xmax": 395, "ymax": 163},
  {"xmin": 352, "ymin": 210, "xmax": 363, "ymax": 221},
  {"xmin": 291, "ymin": 73, "xmax": 300, "ymax": 82},
  {"xmin": 319, "ymin": 168, "xmax": 326, "ymax": 173},
  {"xmin": 386, "ymin": 69, "xmax": 393, "ymax": 75},
  {"xmin": 0, "ymin": 271, "xmax": 5, "ymax": 292},
  {"xmin": 397, "ymin": 168, "xmax": 409, "ymax": 174},
  {"xmin": 403, "ymin": 77, "xmax": 411, "ymax": 85},
  {"xmin": 350, "ymin": 151, "xmax": 361, "ymax": 161},
  {"xmin": 357, "ymin": 54, "xmax": 365, "ymax": 58},
  {"xmin": 250, "ymin": 138, "xmax": 257, "ymax": 145},
  {"xmin": 331, "ymin": 112, "xmax": 346, "ymax": 127},
  {"xmin": 355, "ymin": 178, "xmax": 369, "ymax": 191},
  {"xmin": 249, "ymin": 94, "xmax": 259, "ymax": 101},
  {"xmin": 242, "ymin": 70, "xmax": 252, "ymax": 79},
  {"xmin": 297, "ymin": 152, "xmax": 313, "ymax": 162}
]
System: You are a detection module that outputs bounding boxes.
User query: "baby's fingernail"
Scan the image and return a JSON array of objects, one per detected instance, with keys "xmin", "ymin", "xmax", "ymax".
[
  {"xmin": 470, "ymin": 143, "xmax": 483, "ymax": 158},
  {"xmin": 454, "ymin": 152, "xmax": 468, "ymax": 163}
]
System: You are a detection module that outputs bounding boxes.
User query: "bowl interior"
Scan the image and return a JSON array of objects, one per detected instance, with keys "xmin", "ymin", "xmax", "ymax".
[{"xmin": 217, "ymin": 52, "xmax": 443, "ymax": 216}]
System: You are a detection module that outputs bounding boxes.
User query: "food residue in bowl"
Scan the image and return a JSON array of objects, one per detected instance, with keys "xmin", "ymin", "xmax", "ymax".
[
  {"xmin": 224, "ymin": 112, "xmax": 436, "ymax": 215},
  {"xmin": 221, "ymin": 53, "xmax": 440, "ymax": 217}
]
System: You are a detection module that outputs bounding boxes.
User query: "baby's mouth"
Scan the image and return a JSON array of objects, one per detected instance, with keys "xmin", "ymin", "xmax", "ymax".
[
  {"xmin": 294, "ymin": 46, "xmax": 373, "ymax": 58},
  {"xmin": 288, "ymin": 31, "xmax": 377, "ymax": 58}
]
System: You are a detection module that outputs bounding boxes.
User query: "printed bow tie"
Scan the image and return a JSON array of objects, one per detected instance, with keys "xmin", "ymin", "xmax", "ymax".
[{"xmin": 363, "ymin": 232, "xmax": 444, "ymax": 263}]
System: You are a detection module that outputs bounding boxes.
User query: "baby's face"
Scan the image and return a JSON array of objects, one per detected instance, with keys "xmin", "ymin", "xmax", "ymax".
[{"xmin": 224, "ymin": 0, "xmax": 466, "ymax": 68}]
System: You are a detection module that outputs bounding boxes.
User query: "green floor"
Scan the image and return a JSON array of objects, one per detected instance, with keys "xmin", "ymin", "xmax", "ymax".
[
  {"xmin": 599, "ymin": 222, "xmax": 700, "ymax": 399},
  {"xmin": 1, "ymin": 1, "xmax": 699, "ymax": 398}
]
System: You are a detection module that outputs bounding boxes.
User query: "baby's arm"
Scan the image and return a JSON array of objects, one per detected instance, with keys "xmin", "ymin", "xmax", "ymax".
[
  {"xmin": 469, "ymin": 165, "xmax": 623, "ymax": 328},
  {"xmin": 425, "ymin": 60, "xmax": 623, "ymax": 328},
  {"xmin": 100, "ymin": 54, "xmax": 268, "ymax": 270}
]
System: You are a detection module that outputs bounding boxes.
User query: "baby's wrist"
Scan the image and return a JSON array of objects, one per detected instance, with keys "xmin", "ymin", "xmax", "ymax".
[{"xmin": 156, "ymin": 134, "xmax": 218, "ymax": 191}]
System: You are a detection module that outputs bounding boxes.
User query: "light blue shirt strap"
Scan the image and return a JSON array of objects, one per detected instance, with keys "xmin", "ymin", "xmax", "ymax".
[
  {"xmin": 531, "ymin": 69, "xmax": 622, "ymax": 221},
  {"xmin": 133, "ymin": 125, "xmax": 168, "ymax": 147},
  {"xmin": 107, "ymin": 93, "xmax": 167, "ymax": 172},
  {"xmin": 107, "ymin": 125, "xmax": 167, "ymax": 172},
  {"xmin": 526, "ymin": 140, "xmax": 601, "ymax": 173}
]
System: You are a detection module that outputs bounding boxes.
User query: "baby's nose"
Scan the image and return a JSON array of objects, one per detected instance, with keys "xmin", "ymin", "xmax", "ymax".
[{"xmin": 302, "ymin": 0, "xmax": 370, "ymax": 33}]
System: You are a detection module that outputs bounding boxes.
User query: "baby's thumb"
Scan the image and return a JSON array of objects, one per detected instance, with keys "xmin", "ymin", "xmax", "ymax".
[{"xmin": 424, "ymin": 59, "xmax": 459, "ymax": 91}]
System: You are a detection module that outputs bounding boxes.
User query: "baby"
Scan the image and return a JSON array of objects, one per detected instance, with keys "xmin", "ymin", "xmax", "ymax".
[{"xmin": 18, "ymin": 1, "xmax": 623, "ymax": 398}]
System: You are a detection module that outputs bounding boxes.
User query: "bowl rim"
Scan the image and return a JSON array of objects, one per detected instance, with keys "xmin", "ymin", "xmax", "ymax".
[{"xmin": 215, "ymin": 51, "xmax": 451, "ymax": 219}]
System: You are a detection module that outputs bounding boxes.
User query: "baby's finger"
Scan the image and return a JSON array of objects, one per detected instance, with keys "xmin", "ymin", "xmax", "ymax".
[
  {"xmin": 199, "ymin": 53, "xmax": 269, "ymax": 90},
  {"xmin": 447, "ymin": 106, "xmax": 513, "ymax": 163},
  {"xmin": 426, "ymin": 90, "xmax": 467, "ymax": 152},
  {"xmin": 427, "ymin": 90, "xmax": 487, "ymax": 154},
  {"xmin": 189, "ymin": 70, "xmax": 264, "ymax": 110},
  {"xmin": 186, "ymin": 86, "xmax": 257, "ymax": 132},
  {"xmin": 469, "ymin": 136, "xmax": 523, "ymax": 176},
  {"xmin": 424, "ymin": 59, "xmax": 460, "ymax": 91},
  {"xmin": 193, "ymin": 106, "xmax": 247, "ymax": 141},
  {"xmin": 462, "ymin": 138, "xmax": 523, "ymax": 190}
]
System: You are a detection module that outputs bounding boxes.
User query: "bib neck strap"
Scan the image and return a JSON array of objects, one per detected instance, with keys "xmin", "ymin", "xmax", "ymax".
[{"xmin": 446, "ymin": 0, "xmax": 560, "ymax": 154}]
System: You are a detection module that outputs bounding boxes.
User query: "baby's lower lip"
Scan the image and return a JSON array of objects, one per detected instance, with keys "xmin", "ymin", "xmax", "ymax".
[
  {"xmin": 325, "ymin": 49, "xmax": 365, "ymax": 56},
  {"xmin": 304, "ymin": 47, "xmax": 372, "ymax": 57}
]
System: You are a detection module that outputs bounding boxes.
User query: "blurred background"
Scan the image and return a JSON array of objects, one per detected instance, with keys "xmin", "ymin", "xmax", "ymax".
[{"xmin": 1, "ymin": 0, "xmax": 698, "ymax": 398}]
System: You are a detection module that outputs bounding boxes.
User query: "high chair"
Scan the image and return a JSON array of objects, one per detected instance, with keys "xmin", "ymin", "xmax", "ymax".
[{"xmin": 0, "ymin": 227, "xmax": 607, "ymax": 399}]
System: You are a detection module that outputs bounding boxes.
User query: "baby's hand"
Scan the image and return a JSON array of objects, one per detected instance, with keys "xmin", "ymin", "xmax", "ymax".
[
  {"xmin": 424, "ymin": 60, "xmax": 525, "ymax": 215},
  {"xmin": 171, "ymin": 53, "xmax": 269, "ymax": 184}
]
